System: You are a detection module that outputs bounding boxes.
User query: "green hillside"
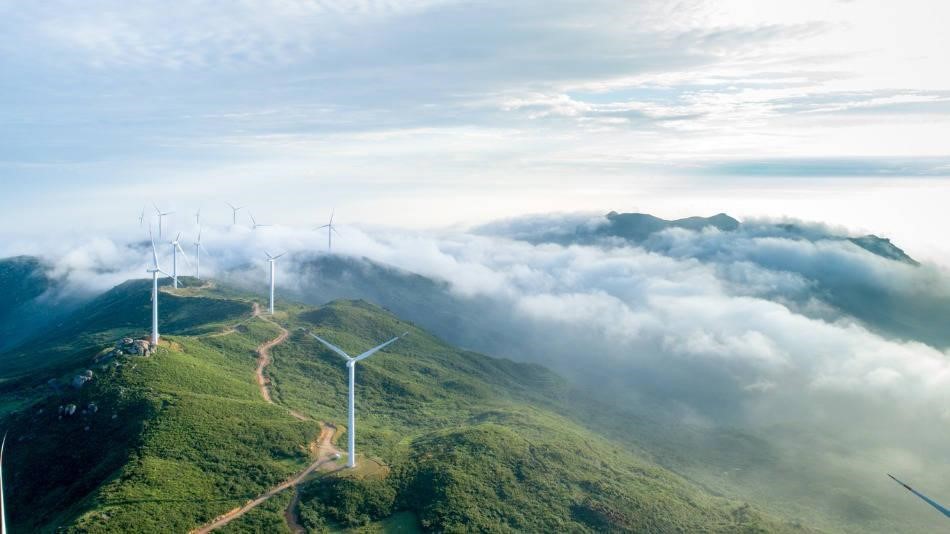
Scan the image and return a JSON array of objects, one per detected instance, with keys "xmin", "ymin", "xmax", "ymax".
[{"xmin": 0, "ymin": 280, "xmax": 809, "ymax": 533}]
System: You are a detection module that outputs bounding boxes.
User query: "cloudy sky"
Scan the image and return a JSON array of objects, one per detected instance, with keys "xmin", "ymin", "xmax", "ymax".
[{"xmin": 2, "ymin": 0, "xmax": 949, "ymax": 261}]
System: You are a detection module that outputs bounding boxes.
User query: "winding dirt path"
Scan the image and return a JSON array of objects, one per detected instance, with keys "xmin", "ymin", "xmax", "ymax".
[
  {"xmin": 253, "ymin": 304, "xmax": 289, "ymax": 405},
  {"xmin": 190, "ymin": 304, "xmax": 342, "ymax": 533},
  {"xmin": 191, "ymin": 425, "xmax": 342, "ymax": 534}
]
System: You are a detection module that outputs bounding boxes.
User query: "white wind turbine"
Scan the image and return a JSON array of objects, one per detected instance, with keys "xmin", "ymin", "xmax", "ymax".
[
  {"xmin": 148, "ymin": 228, "xmax": 175, "ymax": 346},
  {"xmin": 138, "ymin": 207, "xmax": 146, "ymax": 227},
  {"xmin": 309, "ymin": 331, "xmax": 407, "ymax": 468},
  {"xmin": 317, "ymin": 210, "xmax": 339, "ymax": 252},
  {"xmin": 248, "ymin": 211, "xmax": 271, "ymax": 231},
  {"xmin": 195, "ymin": 207, "xmax": 201, "ymax": 226},
  {"xmin": 153, "ymin": 204, "xmax": 174, "ymax": 240},
  {"xmin": 265, "ymin": 251, "xmax": 286, "ymax": 315},
  {"xmin": 169, "ymin": 232, "xmax": 191, "ymax": 289},
  {"xmin": 193, "ymin": 228, "xmax": 209, "ymax": 279},
  {"xmin": 226, "ymin": 202, "xmax": 244, "ymax": 225},
  {"xmin": 1, "ymin": 432, "xmax": 7, "ymax": 534}
]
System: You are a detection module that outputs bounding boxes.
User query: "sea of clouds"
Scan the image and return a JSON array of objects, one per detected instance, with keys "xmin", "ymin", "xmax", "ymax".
[{"xmin": 5, "ymin": 212, "xmax": 950, "ymax": 519}]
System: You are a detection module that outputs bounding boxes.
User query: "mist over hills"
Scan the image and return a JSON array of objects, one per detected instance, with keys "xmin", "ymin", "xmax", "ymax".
[
  {"xmin": 3, "ymin": 211, "xmax": 950, "ymax": 531},
  {"xmin": 0, "ymin": 278, "xmax": 807, "ymax": 532}
]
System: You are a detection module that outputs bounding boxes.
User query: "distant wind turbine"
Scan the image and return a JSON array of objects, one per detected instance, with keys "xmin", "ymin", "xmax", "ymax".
[
  {"xmin": 148, "ymin": 227, "xmax": 175, "ymax": 346},
  {"xmin": 138, "ymin": 207, "xmax": 146, "ymax": 227},
  {"xmin": 248, "ymin": 211, "xmax": 271, "ymax": 230},
  {"xmin": 169, "ymin": 232, "xmax": 191, "ymax": 289},
  {"xmin": 193, "ymin": 228, "xmax": 209, "ymax": 279},
  {"xmin": 317, "ymin": 210, "xmax": 339, "ymax": 252},
  {"xmin": 888, "ymin": 474, "xmax": 950, "ymax": 519},
  {"xmin": 195, "ymin": 207, "xmax": 201, "ymax": 226},
  {"xmin": 309, "ymin": 331, "xmax": 408, "ymax": 468},
  {"xmin": 226, "ymin": 202, "xmax": 244, "ymax": 225},
  {"xmin": 265, "ymin": 251, "xmax": 286, "ymax": 315},
  {"xmin": 153, "ymin": 204, "xmax": 174, "ymax": 241}
]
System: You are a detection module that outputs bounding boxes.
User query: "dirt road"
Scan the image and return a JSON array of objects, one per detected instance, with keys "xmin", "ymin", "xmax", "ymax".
[
  {"xmin": 190, "ymin": 425, "xmax": 342, "ymax": 533},
  {"xmin": 190, "ymin": 302, "xmax": 342, "ymax": 533},
  {"xmin": 254, "ymin": 307, "xmax": 288, "ymax": 404}
]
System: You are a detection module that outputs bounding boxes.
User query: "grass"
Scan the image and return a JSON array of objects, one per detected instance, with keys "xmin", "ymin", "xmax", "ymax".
[{"xmin": 2, "ymin": 282, "xmax": 811, "ymax": 533}]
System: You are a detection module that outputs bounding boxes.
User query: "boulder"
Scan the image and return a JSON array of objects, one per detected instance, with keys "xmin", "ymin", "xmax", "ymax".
[
  {"xmin": 72, "ymin": 375, "xmax": 89, "ymax": 389},
  {"xmin": 65, "ymin": 404, "xmax": 77, "ymax": 416}
]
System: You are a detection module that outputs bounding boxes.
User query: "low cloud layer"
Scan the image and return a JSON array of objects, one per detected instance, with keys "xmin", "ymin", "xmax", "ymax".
[{"xmin": 5, "ymin": 212, "xmax": 950, "ymax": 525}]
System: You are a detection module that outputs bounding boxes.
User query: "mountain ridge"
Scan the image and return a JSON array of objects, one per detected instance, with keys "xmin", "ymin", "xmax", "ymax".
[{"xmin": 0, "ymin": 277, "xmax": 808, "ymax": 533}]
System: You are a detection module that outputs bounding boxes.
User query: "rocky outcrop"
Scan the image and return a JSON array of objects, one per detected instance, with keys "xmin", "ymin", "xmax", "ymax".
[
  {"xmin": 106, "ymin": 337, "xmax": 153, "ymax": 359},
  {"xmin": 72, "ymin": 370, "xmax": 93, "ymax": 389}
]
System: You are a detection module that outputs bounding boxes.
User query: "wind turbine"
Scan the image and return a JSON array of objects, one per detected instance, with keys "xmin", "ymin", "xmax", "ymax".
[
  {"xmin": 317, "ymin": 210, "xmax": 339, "ymax": 252},
  {"xmin": 265, "ymin": 251, "xmax": 286, "ymax": 315},
  {"xmin": 193, "ymin": 228, "xmax": 209, "ymax": 279},
  {"xmin": 888, "ymin": 474, "xmax": 950, "ymax": 519},
  {"xmin": 1, "ymin": 432, "xmax": 7, "ymax": 534},
  {"xmin": 248, "ymin": 212, "xmax": 271, "ymax": 231},
  {"xmin": 153, "ymin": 204, "xmax": 174, "ymax": 241},
  {"xmin": 169, "ymin": 232, "xmax": 191, "ymax": 289},
  {"xmin": 148, "ymin": 228, "xmax": 175, "ymax": 346},
  {"xmin": 195, "ymin": 207, "xmax": 201, "ymax": 226},
  {"xmin": 138, "ymin": 207, "xmax": 146, "ymax": 227},
  {"xmin": 309, "ymin": 331, "xmax": 407, "ymax": 468},
  {"xmin": 226, "ymin": 202, "xmax": 244, "ymax": 225}
]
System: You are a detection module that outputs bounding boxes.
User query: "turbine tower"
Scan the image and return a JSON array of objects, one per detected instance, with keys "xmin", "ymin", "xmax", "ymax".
[
  {"xmin": 153, "ymin": 204, "xmax": 174, "ymax": 240},
  {"xmin": 193, "ymin": 228, "xmax": 209, "ymax": 279},
  {"xmin": 248, "ymin": 211, "xmax": 271, "ymax": 230},
  {"xmin": 195, "ymin": 207, "xmax": 201, "ymax": 226},
  {"xmin": 169, "ymin": 232, "xmax": 191, "ymax": 289},
  {"xmin": 226, "ymin": 202, "xmax": 244, "ymax": 225},
  {"xmin": 1, "ymin": 432, "xmax": 7, "ymax": 534},
  {"xmin": 309, "ymin": 331, "xmax": 407, "ymax": 468},
  {"xmin": 265, "ymin": 251, "xmax": 286, "ymax": 315},
  {"xmin": 317, "ymin": 210, "xmax": 339, "ymax": 252},
  {"xmin": 148, "ymin": 228, "xmax": 175, "ymax": 346}
]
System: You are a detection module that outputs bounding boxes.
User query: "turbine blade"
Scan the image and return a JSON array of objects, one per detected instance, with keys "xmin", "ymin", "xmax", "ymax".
[
  {"xmin": 154, "ymin": 203, "xmax": 162, "ymax": 215},
  {"xmin": 1, "ymin": 430, "xmax": 6, "ymax": 534},
  {"xmin": 265, "ymin": 251, "xmax": 273, "ymax": 259},
  {"xmin": 176, "ymin": 244, "xmax": 192, "ymax": 267},
  {"xmin": 226, "ymin": 202, "xmax": 235, "ymax": 210},
  {"xmin": 149, "ymin": 227, "xmax": 160, "ymax": 268},
  {"xmin": 888, "ymin": 474, "xmax": 950, "ymax": 518},
  {"xmin": 332, "ymin": 227, "xmax": 340, "ymax": 235},
  {"xmin": 352, "ymin": 333, "xmax": 407, "ymax": 362},
  {"xmin": 273, "ymin": 252, "xmax": 286, "ymax": 259},
  {"xmin": 309, "ymin": 333, "xmax": 352, "ymax": 361},
  {"xmin": 318, "ymin": 224, "xmax": 330, "ymax": 229}
]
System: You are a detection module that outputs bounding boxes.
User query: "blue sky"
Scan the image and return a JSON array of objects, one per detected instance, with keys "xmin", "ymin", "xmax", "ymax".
[{"xmin": 2, "ymin": 0, "xmax": 949, "ymax": 261}]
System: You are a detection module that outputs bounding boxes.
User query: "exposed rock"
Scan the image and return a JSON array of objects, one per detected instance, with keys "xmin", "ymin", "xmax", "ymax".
[
  {"xmin": 134, "ymin": 339, "xmax": 152, "ymax": 356},
  {"xmin": 72, "ymin": 374, "xmax": 92, "ymax": 389},
  {"xmin": 65, "ymin": 404, "xmax": 77, "ymax": 416},
  {"xmin": 87, "ymin": 403, "xmax": 98, "ymax": 413}
]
